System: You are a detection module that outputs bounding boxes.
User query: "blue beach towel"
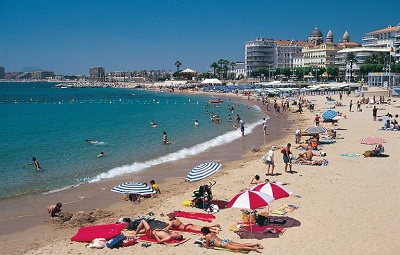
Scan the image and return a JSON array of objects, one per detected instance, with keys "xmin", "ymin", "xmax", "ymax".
[
  {"xmin": 296, "ymin": 159, "xmax": 328, "ymax": 166},
  {"xmin": 340, "ymin": 153, "xmax": 361, "ymax": 158}
]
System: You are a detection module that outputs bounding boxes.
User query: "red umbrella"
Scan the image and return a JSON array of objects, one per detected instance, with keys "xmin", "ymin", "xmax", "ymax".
[
  {"xmin": 250, "ymin": 182, "xmax": 293, "ymax": 200},
  {"xmin": 359, "ymin": 136, "xmax": 387, "ymax": 145},
  {"xmin": 226, "ymin": 190, "xmax": 274, "ymax": 210},
  {"xmin": 226, "ymin": 191, "xmax": 274, "ymax": 233}
]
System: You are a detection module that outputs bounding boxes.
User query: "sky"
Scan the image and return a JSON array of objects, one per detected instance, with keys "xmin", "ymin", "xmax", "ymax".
[{"xmin": 1, "ymin": 0, "xmax": 399, "ymax": 75}]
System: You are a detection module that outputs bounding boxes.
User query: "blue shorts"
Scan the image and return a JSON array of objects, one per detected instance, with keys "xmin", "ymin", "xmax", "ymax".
[
  {"xmin": 283, "ymin": 155, "xmax": 290, "ymax": 164},
  {"xmin": 266, "ymin": 160, "xmax": 273, "ymax": 165}
]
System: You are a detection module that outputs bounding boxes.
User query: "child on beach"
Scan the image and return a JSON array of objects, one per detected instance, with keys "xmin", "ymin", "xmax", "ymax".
[
  {"xmin": 264, "ymin": 146, "xmax": 276, "ymax": 176},
  {"xmin": 47, "ymin": 202, "xmax": 63, "ymax": 219},
  {"xmin": 150, "ymin": 180, "xmax": 161, "ymax": 194}
]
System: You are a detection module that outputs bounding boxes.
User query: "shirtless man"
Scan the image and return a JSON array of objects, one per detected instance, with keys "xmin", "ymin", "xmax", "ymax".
[
  {"xmin": 163, "ymin": 213, "xmax": 221, "ymax": 233},
  {"xmin": 133, "ymin": 219, "xmax": 183, "ymax": 243},
  {"xmin": 295, "ymin": 148, "xmax": 319, "ymax": 161},
  {"xmin": 24, "ymin": 157, "xmax": 41, "ymax": 170}
]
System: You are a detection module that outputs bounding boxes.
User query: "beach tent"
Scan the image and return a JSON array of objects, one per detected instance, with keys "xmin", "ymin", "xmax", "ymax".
[
  {"xmin": 180, "ymin": 68, "xmax": 197, "ymax": 73},
  {"xmin": 201, "ymin": 78, "xmax": 222, "ymax": 85}
]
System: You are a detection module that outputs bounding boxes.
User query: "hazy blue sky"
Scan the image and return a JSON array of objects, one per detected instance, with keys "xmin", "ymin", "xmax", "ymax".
[{"xmin": 1, "ymin": 0, "xmax": 398, "ymax": 75}]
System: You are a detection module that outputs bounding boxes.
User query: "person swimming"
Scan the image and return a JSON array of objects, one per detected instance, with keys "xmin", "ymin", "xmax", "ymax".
[
  {"xmin": 150, "ymin": 120, "xmax": 157, "ymax": 128},
  {"xmin": 194, "ymin": 120, "xmax": 199, "ymax": 127},
  {"xmin": 24, "ymin": 157, "xmax": 41, "ymax": 170}
]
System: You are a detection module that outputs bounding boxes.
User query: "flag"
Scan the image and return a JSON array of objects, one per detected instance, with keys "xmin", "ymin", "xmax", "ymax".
[{"xmin": 390, "ymin": 46, "xmax": 395, "ymax": 56}]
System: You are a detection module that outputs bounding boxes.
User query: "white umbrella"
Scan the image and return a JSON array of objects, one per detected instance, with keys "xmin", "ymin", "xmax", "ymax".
[
  {"xmin": 226, "ymin": 190, "xmax": 274, "ymax": 233},
  {"xmin": 111, "ymin": 182, "xmax": 156, "ymax": 217},
  {"xmin": 186, "ymin": 162, "xmax": 222, "ymax": 182}
]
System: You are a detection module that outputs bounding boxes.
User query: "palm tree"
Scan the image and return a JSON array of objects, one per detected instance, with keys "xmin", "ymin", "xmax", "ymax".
[
  {"xmin": 210, "ymin": 62, "xmax": 218, "ymax": 77},
  {"xmin": 346, "ymin": 52, "xmax": 357, "ymax": 82},
  {"xmin": 175, "ymin": 61, "xmax": 182, "ymax": 72}
]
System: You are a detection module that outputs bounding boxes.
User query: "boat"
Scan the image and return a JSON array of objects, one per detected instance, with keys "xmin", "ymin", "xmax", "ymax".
[{"xmin": 209, "ymin": 99, "xmax": 223, "ymax": 104}]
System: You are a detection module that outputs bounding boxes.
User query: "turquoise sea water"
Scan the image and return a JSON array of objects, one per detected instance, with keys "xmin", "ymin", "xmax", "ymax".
[{"xmin": 1, "ymin": 82, "xmax": 268, "ymax": 199}]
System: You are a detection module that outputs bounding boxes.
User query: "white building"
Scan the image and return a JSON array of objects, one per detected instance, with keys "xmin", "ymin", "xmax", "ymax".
[{"xmin": 245, "ymin": 38, "xmax": 275, "ymax": 77}]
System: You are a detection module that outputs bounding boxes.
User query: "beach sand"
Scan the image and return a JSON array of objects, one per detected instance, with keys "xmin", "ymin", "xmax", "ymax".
[{"xmin": 1, "ymin": 91, "xmax": 399, "ymax": 255}]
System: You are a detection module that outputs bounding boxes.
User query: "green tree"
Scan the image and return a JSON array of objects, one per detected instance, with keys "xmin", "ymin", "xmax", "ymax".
[
  {"xmin": 175, "ymin": 60, "xmax": 182, "ymax": 72},
  {"xmin": 327, "ymin": 66, "xmax": 339, "ymax": 81},
  {"xmin": 210, "ymin": 62, "xmax": 218, "ymax": 77}
]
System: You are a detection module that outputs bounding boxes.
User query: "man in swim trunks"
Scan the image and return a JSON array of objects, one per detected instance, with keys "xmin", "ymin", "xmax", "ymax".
[
  {"xmin": 163, "ymin": 213, "xmax": 221, "ymax": 233},
  {"xmin": 24, "ymin": 157, "xmax": 41, "ymax": 170},
  {"xmin": 134, "ymin": 219, "xmax": 183, "ymax": 244}
]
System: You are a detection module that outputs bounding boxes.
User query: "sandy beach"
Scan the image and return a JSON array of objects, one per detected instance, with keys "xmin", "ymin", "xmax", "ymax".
[{"xmin": 1, "ymin": 90, "xmax": 400, "ymax": 255}]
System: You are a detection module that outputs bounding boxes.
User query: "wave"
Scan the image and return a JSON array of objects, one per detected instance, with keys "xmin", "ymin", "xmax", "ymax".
[{"xmin": 43, "ymin": 119, "xmax": 264, "ymax": 194}]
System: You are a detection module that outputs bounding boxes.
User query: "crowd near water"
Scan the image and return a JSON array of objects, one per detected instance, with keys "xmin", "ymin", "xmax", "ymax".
[{"xmin": 1, "ymin": 82, "xmax": 267, "ymax": 200}]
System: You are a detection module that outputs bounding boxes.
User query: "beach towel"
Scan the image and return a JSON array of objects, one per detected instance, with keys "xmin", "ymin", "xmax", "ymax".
[
  {"xmin": 137, "ymin": 235, "xmax": 190, "ymax": 246},
  {"xmin": 295, "ymin": 159, "xmax": 328, "ymax": 166},
  {"xmin": 235, "ymin": 228, "xmax": 285, "ymax": 240},
  {"xmin": 173, "ymin": 211, "xmax": 216, "ymax": 222},
  {"xmin": 71, "ymin": 223, "xmax": 126, "ymax": 243},
  {"xmin": 241, "ymin": 225, "xmax": 285, "ymax": 234},
  {"xmin": 270, "ymin": 204, "xmax": 298, "ymax": 216},
  {"xmin": 340, "ymin": 153, "xmax": 361, "ymax": 158}
]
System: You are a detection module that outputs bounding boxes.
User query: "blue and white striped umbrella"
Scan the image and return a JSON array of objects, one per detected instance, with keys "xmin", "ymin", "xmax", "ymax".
[
  {"xmin": 305, "ymin": 125, "xmax": 328, "ymax": 134},
  {"xmin": 111, "ymin": 182, "xmax": 156, "ymax": 195},
  {"xmin": 322, "ymin": 109, "xmax": 337, "ymax": 120},
  {"xmin": 186, "ymin": 162, "xmax": 222, "ymax": 182}
]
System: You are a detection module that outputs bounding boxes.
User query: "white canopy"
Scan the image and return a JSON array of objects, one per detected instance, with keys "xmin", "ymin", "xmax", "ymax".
[
  {"xmin": 180, "ymin": 68, "xmax": 197, "ymax": 73},
  {"xmin": 201, "ymin": 78, "xmax": 222, "ymax": 84}
]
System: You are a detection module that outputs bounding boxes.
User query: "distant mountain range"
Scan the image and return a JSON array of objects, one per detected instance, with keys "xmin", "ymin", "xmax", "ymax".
[{"xmin": 21, "ymin": 66, "xmax": 42, "ymax": 72}]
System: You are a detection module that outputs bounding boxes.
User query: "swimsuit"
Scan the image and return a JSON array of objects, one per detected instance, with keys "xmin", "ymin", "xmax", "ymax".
[
  {"xmin": 183, "ymin": 223, "xmax": 193, "ymax": 229},
  {"xmin": 209, "ymin": 236, "xmax": 218, "ymax": 246},
  {"xmin": 146, "ymin": 229, "xmax": 155, "ymax": 239},
  {"xmin": 220, "ymin": 239, "xmax": 231, "ymax": 247}
]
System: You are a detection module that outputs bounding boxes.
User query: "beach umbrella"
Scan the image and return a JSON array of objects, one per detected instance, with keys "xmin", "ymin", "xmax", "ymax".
[
  {"xmin": 250, "ymin": 182, "xmax": 293, "ymax": 200},
  {"xmin": 111, "ymin": 182, "xmax": 156, "ymax": 217},
  {"xmin": 322, "ymin": 109, "xmax": 337, "ymax": 120},
  {"xmin": 186, "ymin": 162, "xmax": 222, "ymax": 182},
  {"xmin": 227, "ymin": 190, "xmax": 274, "ymax": 233},
  {"xmin": 359, "ymin": 136, "xmax": 387, "ymax": 145},
  {"xmin": 305, "ymin": 125, "xmax": 328, "ymax": 134}
]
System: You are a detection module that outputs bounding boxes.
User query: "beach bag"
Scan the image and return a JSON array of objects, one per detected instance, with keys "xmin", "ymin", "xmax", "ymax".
[
  {"xmin": 107, "ymin": 233, "xmax": 125, "ymax": 248},
  {"xmin": 261, "ymin": 154, "xmax": 268, "ymax": 164},
  {"xmin": 87, "ymin": 238, "xmax": 107, "ymax": 249},
  {"xmin": 363, "ymin": 150, "xmax": 371, "ymax": 157}
]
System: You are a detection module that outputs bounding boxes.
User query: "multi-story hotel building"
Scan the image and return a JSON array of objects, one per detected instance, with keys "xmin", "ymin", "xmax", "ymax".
[
  {"xmin": 245, "ymin": 38, "xmax": 275, "ymax": 77},
  {"xmin": 275, "ymin": 40, "xmax": 310, "ymax": 68},
  {"xmin": 0, "ymin": 66, "xmax": 4, "ymax": 80},
  {"xmin": 89, "ymin": 66, "xmax": 105, "ymax": 81},
  {"xmin": 362, "ymin": 24, "xmax": 400, "ymax": 62}
]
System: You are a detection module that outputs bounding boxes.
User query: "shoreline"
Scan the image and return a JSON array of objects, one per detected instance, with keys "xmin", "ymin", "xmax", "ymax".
[
  {"xmin": 2, "ymin": 90, "xmax": 399, "ymax": 255},
  {"xmin": 0, "ymin": 89, "xmax": 291, "ymax": 250}
]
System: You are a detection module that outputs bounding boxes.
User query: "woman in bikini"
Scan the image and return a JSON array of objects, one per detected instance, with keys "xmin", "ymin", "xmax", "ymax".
[
  {"xmin": 201, "ymin": 227, "xmax": 262, "ymax": 253},
  {"xmin": 164, "ymin": 213, "xmax": 221, "ymax": 233}
]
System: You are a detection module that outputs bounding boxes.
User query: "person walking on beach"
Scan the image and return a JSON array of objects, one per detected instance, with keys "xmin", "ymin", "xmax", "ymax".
[
  {"xmin": 262, "ymin": 118, "xmax": 268, "ymax": 136},
  {"xmin": 23, "ymin": 157, "xmax": 41, "ymax": 170},
  {"xmin": 313, "ymin": 114, "xmax": 321, "ymax": 126},
  {"xmin": 239, "ymin": 119, "xmax": 245, "ymax": 136},
  {"xmin": 349, "ymin": 100, "xmax": 353, "ymax": 112},
  {"xmin": 264, "ymin": 146, "xmax": 276, "ymax": 176},
  {"xmin": 373, "ymin": 106, "xmax": 378, "ymax": 121},
  {"xmin": 281, "ymin": 143, "xmax": 293, "ymax": 173}
]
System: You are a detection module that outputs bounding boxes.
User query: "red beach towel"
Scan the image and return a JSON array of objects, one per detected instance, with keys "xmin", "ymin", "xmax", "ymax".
[{"xmin": 173, "ymin": 211, "xmax": 216, "ymax": 222}]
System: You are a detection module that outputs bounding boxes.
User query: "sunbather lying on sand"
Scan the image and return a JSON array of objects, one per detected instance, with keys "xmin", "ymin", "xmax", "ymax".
[
  {"xmin": 295, "ymin": 148, "xmax": 320, "ymax": 161},
  {"xmin": 133, "ymin": 219, "xmax": 183, "ymax": 244},
  {"xmin": 201, "ymin": 227, "xmax": 262, "ymax": 253},
  {"xmin": 164, "ymin": 213, "xmax": 221, "ymax": 233},
  {"xmin": 294, "ymin": 158, "xmax": 324, "ymax": 166}
]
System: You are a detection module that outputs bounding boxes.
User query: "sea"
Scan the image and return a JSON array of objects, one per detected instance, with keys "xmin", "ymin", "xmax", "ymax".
[{"xmin": 1, "ymin": 82, "xmax": 269, "ymax": 200}]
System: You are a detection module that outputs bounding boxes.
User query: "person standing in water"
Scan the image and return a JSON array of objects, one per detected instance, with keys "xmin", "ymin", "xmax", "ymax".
[
  {"xmin": 239, "ymin": 119, "xmax": 245, "ymax": 136},
  {"xmin": 162, "ymin": 131, "xmax": 170, "ymax": 144},
  {"xmin": 24, "ymin": 157, "xmax": 41, "ymax": 170}
]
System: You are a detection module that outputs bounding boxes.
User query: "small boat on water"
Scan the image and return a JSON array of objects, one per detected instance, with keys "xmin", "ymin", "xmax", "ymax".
[{"xmin": 209, "ymin": 99, "xmax": 223, "ymax": 104}]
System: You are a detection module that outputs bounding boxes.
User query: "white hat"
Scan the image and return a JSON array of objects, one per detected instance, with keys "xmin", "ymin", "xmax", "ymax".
[{"xmin": 271, "ymin": 146, "xmax": 276, "ymax": 150}]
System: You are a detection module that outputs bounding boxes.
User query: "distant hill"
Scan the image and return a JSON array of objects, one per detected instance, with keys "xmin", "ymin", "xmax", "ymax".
[{"xmin": 21, "ymin": 66, "xmax": 42, "ymax": 72}]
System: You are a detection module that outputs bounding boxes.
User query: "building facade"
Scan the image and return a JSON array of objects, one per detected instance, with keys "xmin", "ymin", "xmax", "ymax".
[
  {"xmin": 89, "ymin": 66, "xmax": 105, "ymax": 81},
  {"xmin": 362, "ymin": 24, "xmax": 400, "ymax": 63},
  {"xmin": 245, "ymin": 38, "xmax": 275, "ymax": 77},
  {"xmin": 275, "ymin": 40, "xmax": 310, "ymax": 68}
]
